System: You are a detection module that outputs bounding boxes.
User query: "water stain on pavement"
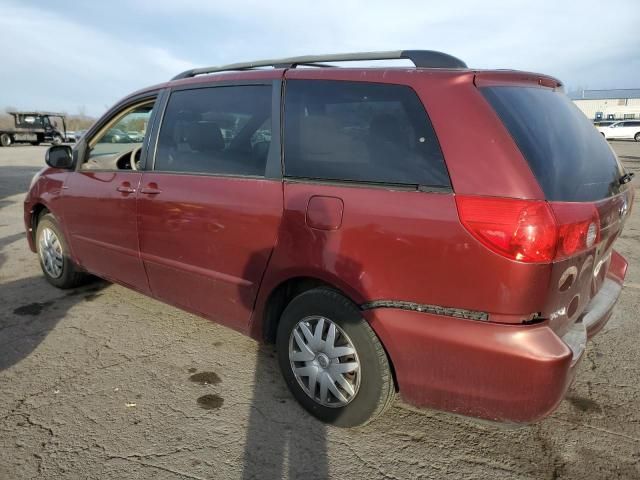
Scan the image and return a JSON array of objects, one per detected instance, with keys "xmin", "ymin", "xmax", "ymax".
[
  {"xmin": 567, "ymin": 395, "xmax": 602, "ymax": 413},
  {"xmin": 197, "ymin": 394, "xmax": 224, "ymax": 410},
  {"xmin": 13, "ymin": 301, "xmax": 53, "ymax": 316},
  {"xmin": 189, "ymin": 371, "xmax": 221, "ymax": 385}
]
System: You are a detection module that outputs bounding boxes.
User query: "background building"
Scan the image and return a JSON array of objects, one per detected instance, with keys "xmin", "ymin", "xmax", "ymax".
[{"xmin": 572, "ymin": 89, "xmax": 640, "ymax": 121}]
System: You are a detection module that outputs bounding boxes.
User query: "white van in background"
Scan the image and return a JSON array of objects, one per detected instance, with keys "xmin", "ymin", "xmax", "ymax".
[{"xmin": 598, "ymin": 120, "xmax": 640, "ymax": 141}]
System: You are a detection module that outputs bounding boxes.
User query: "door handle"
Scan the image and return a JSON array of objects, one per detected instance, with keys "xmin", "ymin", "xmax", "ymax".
[
  {"xmin": 140, "ymin": 184, "xmax": 162, "ymax": 195},
  {"xmin": 116, "ymin": 184, "xmax": 136, "ymax": 193}
]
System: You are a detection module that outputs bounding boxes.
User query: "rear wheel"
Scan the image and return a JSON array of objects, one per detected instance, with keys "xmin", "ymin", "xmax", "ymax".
[
  {"xmin": 634, "ymin": 132, "xmax": 640, "ymax": 142},
  {"xmin": 276, "ymin": 288, "xmax": 395, "ymax": 427},
  {"xmin": 0, "ymin": 133, "xmax": 11, "ymax": 147},
  {"xmin": 31, "ymin": 141, "xmax": 40, "ymax": 146},
  {"xmin": 36, "ymin": 214, "xmax": 86, "ymax": 289}
]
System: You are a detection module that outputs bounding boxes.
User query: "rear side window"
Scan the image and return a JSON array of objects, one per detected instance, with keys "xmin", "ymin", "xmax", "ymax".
[
  {"xmin": 283, "ymin": 80, "xmax": 450, "ymax": 188},
  {"xmin": 482, "ymin": 86, "xmax": 623, "ymax": 202},
  {"xmin": 155, "ymin": 85, "xmax": 272, "ymax": 176}
]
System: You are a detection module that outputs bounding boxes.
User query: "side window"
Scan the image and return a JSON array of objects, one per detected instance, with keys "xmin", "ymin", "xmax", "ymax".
[
  {"xmin": 283, "ymin": 80, "xmax": 450, "ymax": 188},
  {"xmin": 83, "ymin": 102, "xmax": 154, "ymax": 170},
  {"xmin": 155, "ymin": 85, "xmax": 272, "ymax": 176}
]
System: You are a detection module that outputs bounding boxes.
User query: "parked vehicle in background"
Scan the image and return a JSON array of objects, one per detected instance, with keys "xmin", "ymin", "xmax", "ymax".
[
  {"xmin": 598, "ymin": 120, "xmax": 640, "ymax": 141},
  {"xmin": 593, "ymin": 120, "xmax": 617, "ymax": 128},
  {"xmin": 24, "ymin": 50, "xmax": 634, "ymax": 427},
  {"xmin": 127, "ymin": 130, "xmax": 144, "ymax": 142},
  {"xmin": 0, "ymin": 111, "xmax": 67, "ymax": 147},
  {"xmin": 64, "ymin": 131, "xmax": 77, "ymax": 143},
  {"xmin": 101, "ymin": 128, "xmax": 134, "ymax": 143},
  {"xmin": 74, "ymin": 129, "xmax": 88, "ymax": 141}
]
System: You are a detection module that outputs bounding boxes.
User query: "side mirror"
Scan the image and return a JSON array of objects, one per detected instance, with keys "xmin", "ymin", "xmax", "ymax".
[{"xmin": 45, "ymin": 145, "xmax": 74, "ymax": 169}]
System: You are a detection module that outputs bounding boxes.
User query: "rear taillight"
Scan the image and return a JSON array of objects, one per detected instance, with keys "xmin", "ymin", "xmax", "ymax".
[
  {"xmin": 551, "ymin": 202, "xmax": 600, "ymax": 260},
  {"xmin": 455, "ymin": 196, "xmax": 600, "ymax": 263}
]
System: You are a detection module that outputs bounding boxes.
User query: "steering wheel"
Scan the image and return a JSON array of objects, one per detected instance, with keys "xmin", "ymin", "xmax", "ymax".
[{"xmin": 130, "ymin": 145, "xmax": 142, "ymax": 171}]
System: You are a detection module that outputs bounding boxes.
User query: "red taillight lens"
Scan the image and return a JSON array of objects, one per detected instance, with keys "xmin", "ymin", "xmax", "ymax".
[
  {"xmin": 551, "ymin": 202, "xmax": 600, "ymax": 260},
  {"xmin": 455, "ymin": 196, "xmax": 557, "ymax": 262},
  {"xmin": 455, "ymin": 196, "xmax": 600, "ymax": 263}
]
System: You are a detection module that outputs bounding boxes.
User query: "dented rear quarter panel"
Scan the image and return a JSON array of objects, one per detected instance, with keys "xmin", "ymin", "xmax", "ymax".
[{"xmin": 250, "ymin": 180, "xmax": 554, "ymax": 341}]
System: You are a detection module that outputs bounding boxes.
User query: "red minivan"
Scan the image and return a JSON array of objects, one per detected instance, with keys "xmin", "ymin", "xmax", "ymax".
[{"xmin": 24, "ymin": 51, "xmax": 633, "ymax": 427}]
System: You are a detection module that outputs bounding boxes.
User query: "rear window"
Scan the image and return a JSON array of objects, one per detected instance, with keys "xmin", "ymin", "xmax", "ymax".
[
  {"xmin": 482, "ymin": 86, "xmax": 623, "ymax": 202},
  {"xmin": 283, "ymin": 80, "xmax": 450, "ymax": 189}
]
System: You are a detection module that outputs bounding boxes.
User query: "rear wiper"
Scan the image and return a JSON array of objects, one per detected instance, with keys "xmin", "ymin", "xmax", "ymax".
[{"xmin": 619, "ymin": 172, "xmax": 635, "ymax": 185}]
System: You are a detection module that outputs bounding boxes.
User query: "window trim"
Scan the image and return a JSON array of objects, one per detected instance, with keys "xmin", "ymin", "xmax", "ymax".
[
  {"xmin": 280, "ymin": 78, "xmax": 452, "ymax": 190},
  {"xmin": 149, "ymin": 80, "xmax": 282, "ymax": 180},
  {"xmin": 284, "ymin": 176, "xmax": 452, "ymax": 193},
  {"xmin": 73, "ymin": 90, "xmax": 160, "ymax": 173}
]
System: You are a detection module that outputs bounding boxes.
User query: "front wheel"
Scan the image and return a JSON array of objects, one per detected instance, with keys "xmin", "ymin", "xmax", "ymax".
[
  {"xmin": 0, "ymin": 133, "xmax": 11, "ymax": 147},
  {"xmin": 36, "ymin": 214, "xmax": 87, "ymax": 289},
  {"xmin": 635, "ymin": 132, "xmax": 640, "ymax": 142},
  {"xmin": 276, "ymin": 288, "xmax": 395, "ymax": 427}
]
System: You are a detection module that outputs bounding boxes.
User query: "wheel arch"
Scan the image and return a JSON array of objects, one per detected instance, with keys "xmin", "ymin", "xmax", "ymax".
[
  {"xmin": 30, "ymin": 203, "xmax": 50, "ymax": 243},
  {"xmin": 256, "ymin": 275, "xmax": 400, "ymax": 395},
  {"xmin": 257, "ymin": 276, "xmax": 341, "ymax": 344}
]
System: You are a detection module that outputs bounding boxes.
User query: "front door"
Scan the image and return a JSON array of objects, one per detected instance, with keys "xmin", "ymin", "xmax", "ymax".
[
  {"xmin": 137, "ymin": 83, "xmax": 282, "ymax": 332},
  {"xmin": 61, "ymin": 99, "xmax": 156, "ymax": 294}
]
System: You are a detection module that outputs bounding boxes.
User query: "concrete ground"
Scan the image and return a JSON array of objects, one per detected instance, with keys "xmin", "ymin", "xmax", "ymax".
[{"xmin": 0, "ymin": 142, "xmax": 639, "ymax": 480}]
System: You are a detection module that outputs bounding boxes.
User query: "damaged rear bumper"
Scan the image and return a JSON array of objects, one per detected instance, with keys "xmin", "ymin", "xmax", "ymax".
[{"xmin": 363, "ymin": 250, "xmax": 627, "ymax": 424}]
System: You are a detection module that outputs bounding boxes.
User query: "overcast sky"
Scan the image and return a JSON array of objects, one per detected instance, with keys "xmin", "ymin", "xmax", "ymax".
[{"xmin": 1, "ymin": 0, "xmax": 638, "ymax": 117}]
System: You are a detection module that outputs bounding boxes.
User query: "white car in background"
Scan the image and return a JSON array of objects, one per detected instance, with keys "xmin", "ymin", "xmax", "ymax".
[
  {"xmin": 598, "ymin": 120, "xmax": 640, "ymax": 141},
  {"xmin": 127, "ymin": 131, "xmax": 145, "ymax": 142}
]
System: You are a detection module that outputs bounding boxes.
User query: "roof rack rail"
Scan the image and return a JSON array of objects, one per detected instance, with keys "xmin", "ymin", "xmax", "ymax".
[{"xmin": 171, "ymin": 50, "xmax": 467, "ymax": 80}]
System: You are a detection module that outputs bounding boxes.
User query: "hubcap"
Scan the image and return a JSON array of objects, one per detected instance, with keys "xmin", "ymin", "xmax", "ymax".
[
  {"xmin": 289, "ymin": 315, "xmax": 361, "ymax": 408},
  {"xmin": 38, "ymin": 227, "xmax": 63, "ymax": 278}
]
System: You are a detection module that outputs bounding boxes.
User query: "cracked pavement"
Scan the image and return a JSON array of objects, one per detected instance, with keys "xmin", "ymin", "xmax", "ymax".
[{"xmin": 1, "ymin": 144, "xmax": 639, "ymax": 479}]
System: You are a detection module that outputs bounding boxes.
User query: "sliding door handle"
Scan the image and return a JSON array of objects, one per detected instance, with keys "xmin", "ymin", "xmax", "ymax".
[{"xmin": 140, "ymin": 184, "xmax": 162, "ymax": 195}]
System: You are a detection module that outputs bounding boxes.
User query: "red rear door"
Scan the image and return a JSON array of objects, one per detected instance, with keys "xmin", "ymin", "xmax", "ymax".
[
  {"xmin": 136, "ymin": 81, "xmax": 282, "ymax": 333},
  {"xmin": 137, "ymin": 175, "xmax": 282, "ymax": 332}
]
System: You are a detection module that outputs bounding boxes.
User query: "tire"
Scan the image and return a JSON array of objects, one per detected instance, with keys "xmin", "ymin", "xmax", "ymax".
[
  {"xmin": 0, "ymin": 133, "xmax": 11, "ymax": 147},
  {"xmin": 35, "ymin": 214, "xmax": 86, "ymax": 289},
  {"xmin": 31, "ymin": 141, "xmax": 40, "ymax": 146},
  {"xmin": 635, "ymin": 132, "xmax": 640, "ymax": 142},
  {"xmin": 52, "ymin": 135, "xmax": 63, "ymax": 146},
  {"xmin": 276, "ymin": 288, "xmax": 395, "ymax": 427}
]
